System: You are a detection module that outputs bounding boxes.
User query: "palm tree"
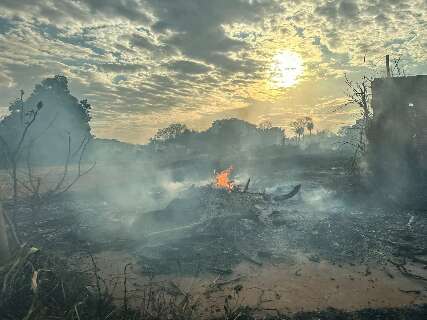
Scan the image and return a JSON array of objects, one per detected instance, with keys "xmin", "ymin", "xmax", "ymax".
[
  {"xmin": 291, "ymin": 119, "xmax": 305, "ymax": 142},
  {"xmin": 296, "ymin": 126, "xmax": 304, "ymax": 140},
  {"xmin": 258, "ymin": 120, "xmax": 273, "ymax": 131},
  {"xmin": 305, "ymin": 117, "xmax": 314, "ymax": 135}
]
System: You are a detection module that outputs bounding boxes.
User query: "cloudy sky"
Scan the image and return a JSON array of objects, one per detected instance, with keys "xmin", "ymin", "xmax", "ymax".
[{"xmin": 0, "ymin": 0, "xmax": 426, "ymax": 143}]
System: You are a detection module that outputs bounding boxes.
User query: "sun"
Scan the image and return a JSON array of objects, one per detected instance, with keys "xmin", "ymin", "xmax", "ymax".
[{"xmin": 270, "ymin": 51, "xmax": 304, "ymax": 88}]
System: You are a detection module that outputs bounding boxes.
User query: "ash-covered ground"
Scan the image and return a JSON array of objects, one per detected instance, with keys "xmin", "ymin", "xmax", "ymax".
[
  {"xmin": 7, "ymin": 151, "xmax": 427, "ymax": 316},
  {"xmin": 132, "ymin": 163, "xmax": 426, "ymax": 280}
]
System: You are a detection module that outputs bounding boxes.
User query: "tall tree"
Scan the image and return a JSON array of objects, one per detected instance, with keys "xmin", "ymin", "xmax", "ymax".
[
  {"xmin": 258, "ymin": 120, "xmax": 273, "ymax": 131},
  {"xmin": 290, "ymin": 119, "xmax": 305, "ymax": 142},
  {"xmin": 0, "ymin": 75, "xmax": 92, "ymax": 166},
  {"xmin": 150, "ymin": 123, "xmax": 190, "ymax": 144}
]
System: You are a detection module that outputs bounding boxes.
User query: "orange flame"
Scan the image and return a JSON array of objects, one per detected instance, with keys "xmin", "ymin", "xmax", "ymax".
[{"xmin": 214, "ymin": 166, "xmax": 235, "ymax": 192}]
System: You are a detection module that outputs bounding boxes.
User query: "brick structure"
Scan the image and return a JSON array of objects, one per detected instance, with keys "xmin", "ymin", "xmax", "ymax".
[{"xmin": 371, "ymin": 75, "xmax": 427, "ymax": 170}]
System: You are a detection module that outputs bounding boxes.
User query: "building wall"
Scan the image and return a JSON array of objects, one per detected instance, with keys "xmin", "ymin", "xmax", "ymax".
[{"xmin": 371, "ymin": 75, "xmax": 427, "ymax": 167}]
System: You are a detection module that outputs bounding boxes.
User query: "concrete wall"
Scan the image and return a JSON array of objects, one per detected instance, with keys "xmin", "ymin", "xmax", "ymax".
[{"xmin": 371, "ymin": 75, "xmax": 427, "ymax": 167}]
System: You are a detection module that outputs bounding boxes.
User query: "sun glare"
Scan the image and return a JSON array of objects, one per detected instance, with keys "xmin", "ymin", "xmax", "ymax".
[{"xmin": 270, "ymin": 51, "xmax": 304, "ymax": 88}]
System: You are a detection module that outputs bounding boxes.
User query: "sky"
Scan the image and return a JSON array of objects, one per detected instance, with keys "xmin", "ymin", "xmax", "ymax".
[{"xmin": 0, "ymin": 0, "xmax": 426, "ymax": 144}]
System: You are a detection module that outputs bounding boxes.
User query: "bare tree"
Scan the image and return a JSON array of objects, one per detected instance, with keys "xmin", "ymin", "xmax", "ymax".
[
  {"xmin": 339, "ymin": 74, "xmax": 373, "ymax": 171},
  {"xmin": 0, "ymin": 100, "xmax": 43, "ymax": 202},
  {"xmin": 20, "ymin": 133, "xmax": 95, "ymax": 211},
  {"xmin": 391, "ymin": 55, "xmax": 406, "ymax": 77},
  {"xmin": 344, "ymin": 74, "xmax": 372, "ymax": 124},
  {"xmin": 0, "ymin": 93, "xmax": 95, "ymax": 250}
]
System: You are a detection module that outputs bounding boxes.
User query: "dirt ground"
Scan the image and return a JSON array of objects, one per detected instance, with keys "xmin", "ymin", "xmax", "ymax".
[{"xmin": 90, "ymin": 250, "xmax": 427, "ymax": 318}]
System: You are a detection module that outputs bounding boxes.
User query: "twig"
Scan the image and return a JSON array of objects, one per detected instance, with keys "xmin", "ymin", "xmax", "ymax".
[
  {"xmin": 123, "ymin": 262, "xmax": 132, "ymax": 313},
  {"xmin": 2, "ymin": 208, "xmax": 21, "ymax": 246},
  {"xmin": 74, "ymin": 303, "xmax": 82, "ymax": 320}
]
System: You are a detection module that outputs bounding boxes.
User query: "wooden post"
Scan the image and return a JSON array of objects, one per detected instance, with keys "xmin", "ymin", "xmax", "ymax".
[
  {"xmin": 386, "ymin": 55, "xmax": 391, "ymax": 78},
  {"xmin": 0, "ymin": 204, "xmax": 10, "ymax": 265},
  {"xmin": 243, "ymin": 178, "xmax": 251, "ymax": 193}
]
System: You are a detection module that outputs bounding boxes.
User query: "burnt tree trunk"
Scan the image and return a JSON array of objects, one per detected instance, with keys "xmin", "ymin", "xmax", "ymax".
[{"xmin": 0, "ymin": 204, "xmax": 10, "ymax": 265}]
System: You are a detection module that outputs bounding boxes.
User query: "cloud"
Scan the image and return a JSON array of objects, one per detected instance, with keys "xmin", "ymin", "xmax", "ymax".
[
  {"xmin": 0, "ymin": 16, "xmax": 17, "ymax": 34},
  {"xmin": 0, "ymin": 0, "xmax": 151, "ymax": 25},
  {"xmin": 338, "ymin": 0, "xmax": 359, "ymax": 19},
  {"xmin": 128, "ymin": 34, "xmax": 156, "ymax": 50},
  {"xmin": 315, "ymin": 1, "xmax": 338, "ymax": 20},
  {"xmin": 144, "ymin": 0, "xmax": 279, "ymax": 69},
  {"xmin": 97, "ymin": 63, "xmax": 146, "ymax": 73},
  {"xmin": 164, "ymin": 60, "xmax": 211, "ymax": 74},
  {"xmin": 314, "ymin": 0, "xmax": 360, "ymax": 23},
  {"xmin": 81, "ymin": 0, "xmax": 150, "ymax": 23}
]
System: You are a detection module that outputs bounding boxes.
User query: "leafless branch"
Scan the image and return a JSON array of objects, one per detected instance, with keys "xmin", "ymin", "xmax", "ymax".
[
  {"xmin": 56, "ymin": 135, "xmax": 96, "ymax": 195},
  {"xmin": 21, "ymin": 133, "xmax": 96, "ymax": 205},
  {"xmin": 51, "ymin": 134, "xmax": 72, "ymax": 194}
]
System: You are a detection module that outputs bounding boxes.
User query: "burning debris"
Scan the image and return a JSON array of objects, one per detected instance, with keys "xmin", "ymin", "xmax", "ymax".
[
  {"xmin": 131, "ymin": 168, "xmax": 303, "ymax": 274},
  {"xmin": 134, "ymin": 167, "xmax": 301, "ymax": 237},
  {"xmin": 214, "ymin": 166, "xmax": 235, "ymax": 192}
]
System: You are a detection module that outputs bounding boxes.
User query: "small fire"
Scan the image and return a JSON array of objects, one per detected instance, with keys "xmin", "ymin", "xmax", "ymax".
[{"xmin": 214, "ymin": 166, "xmax": 235, "ymax": 192}]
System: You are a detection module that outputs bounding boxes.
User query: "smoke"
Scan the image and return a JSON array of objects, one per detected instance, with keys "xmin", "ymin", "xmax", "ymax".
[{"xmin": 0, "ymin": 75, "xmax": 367, "ymax": 256}]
